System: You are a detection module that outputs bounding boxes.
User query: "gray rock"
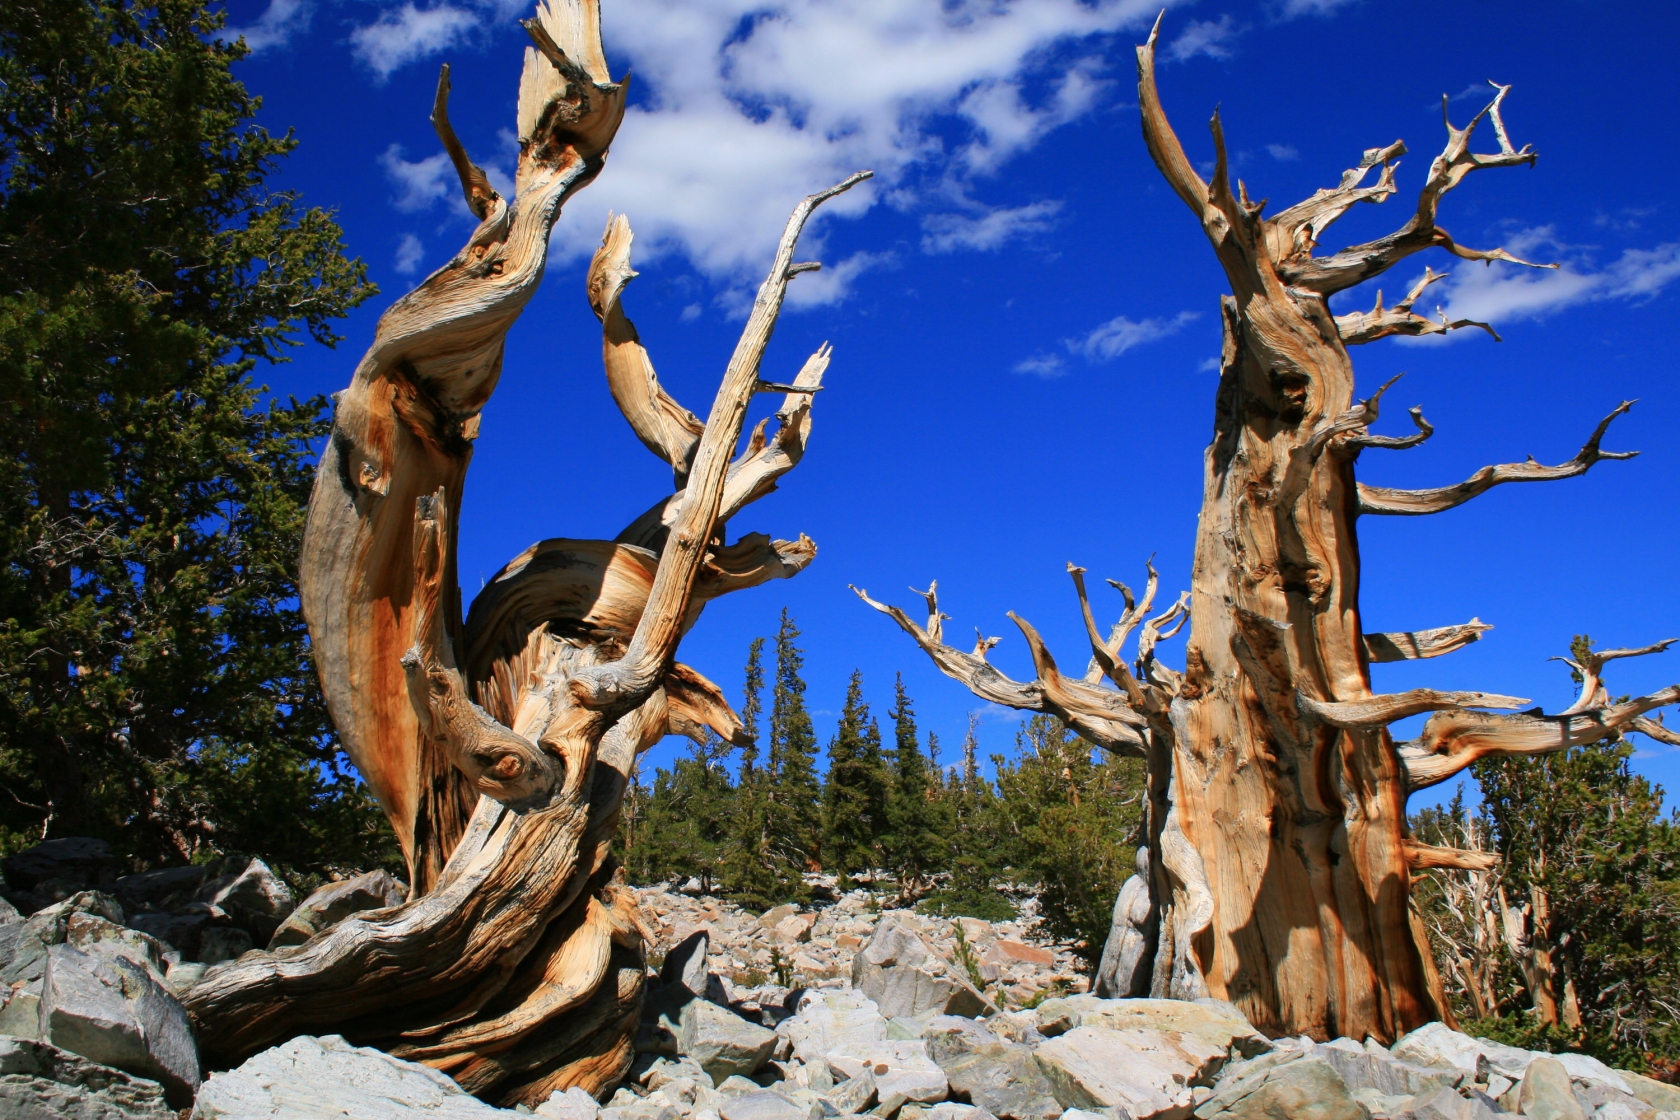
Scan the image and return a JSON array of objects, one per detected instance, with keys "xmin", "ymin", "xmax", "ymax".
[
  {"xmin": 1574, "ymin": 1083, "xmax": 1656, "ymax": 1120},
  {"xmin": 719, "ymin": 1075, "xmax": 763, "ymax": 1096},
  {"xmin": 827, "ymin": 1040, "xmax": 948, "ymax": 1104},
  {"xmin": 1075, "ymin": 999, "xmax": 1270, "ymax": 1060},
  {"xmin": 197, "ymin": 927, "xmax": 253, "ymax": 966},
  {"xmin": 193, "ymin": 1034, "xmax": 508, "ymax": 1118},
  {"xmin": 827, "ymin": 1069, "xmax": 879, "ymax": 1114},
  {"xmin": 537, "ymin": 1085, "xmax": 605, "ymax": 1120},
  {"xmin": 679, "ymin": 998, "xmax": 779, "ymax": 1084},
  {"xmin": 0, "ymin": 1034, "xmax": 174, "ymax": 1119},
  {"xmin": 1034, "ymin": 1026, "xmax": 1225, "ymax": 1118},
  {"xmin": 1520, "ymin": 1057, "xmax": 1588, "ymax": 1120},
  {"xmin": 1314, "ymin": 1038, "xmax": 1463, "ymax": 1097},
  {"xmin": 923, "ymin": 1105, "xmax": 997, "ymax": 1120},
  {"xmin": 1593, "ymin": 1104, "xmax": 1649, "ymax": 1120},
  {"xmin": 888, "ymin": 1014, "xmax": 939, "ymax": 1041},
  {"xmin": 63, "ymin": 914, "xmax": 172, "ymax": 982},
  {"xmin": 721, "ymin": 1088, "xmax": 822, "ymax": 1120},
  {"xmin": 1, "ymin": 894, "xmax": 21, "ymax": 924},
  {"xmin": 1393, "ymin": 1087, "xmax": 1498, "ymax": 1120},
  {"xmin": 39, "ymin": 944, "xmax": 199, "ymax": 1107},
  {"xmin": 2, "ymin": 839, "xmax": 118, "ymax": 893},
  {"xmin": 923, "ymin": 1017, "xmax": 1060, "ymax": 1120},
  {"xmin": 194, "ymin": 858, "xmax": 293, "ymax": 945},
  {"xmin": 1620, "ymin": 1071, "xmax": 1680, "ymax": 1113},
  {"xmin": 268, "ymin": 870, "xmax": 406, "ymax": 950},
  {"xmin": 1553, "ymin": 1053, "xmax": 1634, "ymax": 1096},
  {"xmin": 1194, "ymin": 1053, "xmax": 1366, "ymax": 1120},
  {"xmin": 780, "ymin": 991, "xmax": 889, "ymax": 1065},
  {"xmin": 0, "ymin": 980, "xmax": 42, "ymax": 1039},
  {"xmin": 125, "ymin": 910, "xmax": 211, "ymax": 959},
  {"xmin": 664, "ymin": 931, "xmax": 712, "ymax": 997},
  {"xmin": 2, "ymin": 891, "xmax": 125, "ymax": 986},
  {"xmin": 1030, "ymin": 998, "xmax": 1082, "ymax": 1039},
  {"xmin": 111, "ymin": 866, "xmax": 212, "ymax": 914},
  {"xmin": 1390, "ymin": 1023, "xmax": 1487, "ymax": 1077},
  {"xmin": 852, "ymin": 915, "xmax": 993, "ymax": 1021},
  {"xmin": 1351, "ymin": 1086, "xmax": 1416, "ymax": 1118}
]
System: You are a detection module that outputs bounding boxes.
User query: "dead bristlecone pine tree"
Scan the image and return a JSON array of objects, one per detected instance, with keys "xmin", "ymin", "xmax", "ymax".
[
  {"xmin": 180, "ymin": 0, "xmax": 868, "ymax": 1105},
  {"xmin": 856, "ymin": 16, "xmax": 1679, "ymax": 1045}
]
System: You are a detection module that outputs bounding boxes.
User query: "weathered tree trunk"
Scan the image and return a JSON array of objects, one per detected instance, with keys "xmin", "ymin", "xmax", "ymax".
[
  {"xmin": 180, "ymin": 0, "xmax": 867, "ymax": 1105},
  {"xmin": 859, "ymin": 17, "xmax": 1678, "ymax": 1043}
]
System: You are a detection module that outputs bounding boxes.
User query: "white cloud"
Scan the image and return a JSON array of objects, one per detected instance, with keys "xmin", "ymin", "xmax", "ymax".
[
  {"xmin": 1265, "ymin": 143, "xmax": 1299, "ymax": 162},
  {"xmin": 1275, "ymin": 0, "xmax": 1359, "ymax": 16},
  {"xmin": 394, "ymin": 234, "xmax": 426, "ymax": 275},
  {"xmin": 1413, "ymin": 227, "xmax": 1680, "ymax": 339},
  {"xmin": 783, "ymin": 250, "xmax": 896, "ymax": 309},
  {"xmin": 1164, "ymin": 15, "xmax": 1240, "ymax": 63},
  {"xmin": 1198, "ymin": 356, "xmax": 1220, "ymax": 372},
  {"xmin": 380, "ymin": 144, "xmax": 454, "ymax": 213},
  {"xmin": 680, "ymin": 303, "xmax": 703, "ymax": 323},
  {"xmin": 222, "ymin": 0, "xmax": 312, "ymax": 53},
  {"xmin": 350, "ymin": 4, "xmax": 477, "ymax": 80},
  {"xmin": 1074, "ymin": 310, "xmax": 1199, "ymax": 360},
  {"xmin": 1014, "ymin": 353, "xmax": 1068, "ymax": 378},
  {"xmin": 540, "ymin": 0, "xmax": 1173, "ymax": 306},
  {"xmin": 922, "ymin": 201, "xmax": 1062, "ymax": 253}
]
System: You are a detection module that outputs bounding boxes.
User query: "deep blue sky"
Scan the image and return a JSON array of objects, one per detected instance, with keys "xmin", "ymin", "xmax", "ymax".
[{"xmin": 223, "ymin": 0, "xmax": 1680, "ymax": 809}]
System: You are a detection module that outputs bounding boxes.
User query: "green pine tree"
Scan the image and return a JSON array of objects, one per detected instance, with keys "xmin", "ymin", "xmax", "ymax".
[
  {"xmin": 823, "ymin": 670, "xmax": 889, "ymax": 884},
  {"xmin": 626, "ymin": 734, "xmax": 735, "ymax": 891},
  {"xmin": 723, "ymin": 636, "xmax": 799, "ymax": 909},
  {"xmin": 922, "ymin": 714, "xmax": 1012, "ymax": 921},
  {"xmin": 0, "ymin": 0, "xmax": 386, "ymax": 873},
  {"xmin": 884, "ymin": 674, "xmax": 944, "ymax": 894},
  {"xmin": 765, "ymin": 609, "xmax": 820, "ymax": 893}
]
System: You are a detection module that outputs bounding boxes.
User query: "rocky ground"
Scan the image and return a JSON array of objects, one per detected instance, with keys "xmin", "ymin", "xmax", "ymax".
[{"xmin": 3, "ymin": 836, "xmax": 1679, "ymax": 1120}]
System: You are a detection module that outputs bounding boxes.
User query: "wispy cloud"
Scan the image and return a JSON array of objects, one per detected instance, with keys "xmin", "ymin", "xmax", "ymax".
[
  {"xmin": 350, "ymin": 4, "xmax": 477, "ymax": 81},
  {"xmin": 222, "ymin": 0, "xmax": 313, "ymax": 53},
  {"xmin": 1265, "ymin": 143, "xmax": 1299, "ymax": 162},
  {"xmin": 394, "ymin": 234, "xmax": 426, "ymax": 275},
  {"xmin": 922, "ymin": 201, "xmax": 1062, "ymax": 254},
  {"xmin": 1165, "ymin": 15, "xmax": 1240, "ymax": 63},
  {"xmin": 379, "ymin": 144, "xmax": 453, "ymax": 213},
  {"xmin": 1016, "ymin": 310, "xmax": 1198, "ymax": 377},
  {"xmin": 1274, "ymin": 0, "xmax": 1359, "ymax": 16},
  {"xmin": 1404, "ymin": 227, "xmax": 1680, "ymax": 341}
]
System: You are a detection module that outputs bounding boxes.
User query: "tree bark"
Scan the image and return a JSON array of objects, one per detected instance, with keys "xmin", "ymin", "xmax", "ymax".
[
  {"xmin": 859, "ymin": 17, "xmax": 1677, "ymax": 1043},
  {"xmin": 181, "ymin": 1, "xmax": 867, "ymax": 1105}
]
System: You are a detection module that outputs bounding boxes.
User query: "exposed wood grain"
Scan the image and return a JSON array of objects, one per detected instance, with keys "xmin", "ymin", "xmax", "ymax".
[{"xmin": 1364, "ymin": 620, "xmax": 1492, "ymax": 663}]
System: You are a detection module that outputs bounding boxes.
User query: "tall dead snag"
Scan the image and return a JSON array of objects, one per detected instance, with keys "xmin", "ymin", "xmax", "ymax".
[
  {"xmin": 858, "ymin": 19, "xmax": 1676, "ymax": 1044},
  {"xmin": 180, "ymin": 0, "xmax": 867, "ymax": 1104}
]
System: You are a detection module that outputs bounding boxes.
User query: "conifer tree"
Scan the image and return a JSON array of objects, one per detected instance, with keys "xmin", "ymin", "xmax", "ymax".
[
  {"xmin": 766, "ymin": 609, "xmax": 821, "ymax": 884},
  {"xmin": 823, "ymin": 670, "xmax": 889, "ymax": 884},
  {"xmin": 884, "ymin": 674, "xmax": 941, "ymax": 894},
  {"xmin": 626, "ymin": 735, "xmax": 735, "ymax": 891},
  {"xmin": 724, "ymin": 637, "xmax": 789, "ymax": 909},
  {"xmin": 925, "ymin": 715, "xmax": 1011, "ymax": 920}
]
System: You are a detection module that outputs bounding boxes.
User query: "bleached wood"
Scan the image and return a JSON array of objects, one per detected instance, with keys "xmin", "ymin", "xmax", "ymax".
[{"xmin": 1364, "ymin": 620, "xmax": 1492, "ymax": 663}]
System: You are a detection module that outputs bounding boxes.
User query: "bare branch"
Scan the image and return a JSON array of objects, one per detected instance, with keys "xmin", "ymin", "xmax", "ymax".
[
  {"xmin": 1629, "ymin": 714, "xmax": 1680, "ymax": 747},
  {"xmin": 1358, "ymin": 401, "xmax": 1636, "ymax": 516},
  {"xmin": 664, "ymin": 663, "xmax": 749, "ymax": 746},
  {"xmin": 690, "ymin": 533, "xmax": 815, "ymax": 610},
  {"xmin": 1334, "ymin": 267, "xmax": 1501, "ymax": 346},
  {"xmin": 1404, "ymin": 840, "xmax": 1500, "ymax": 873},
  {"xmin": 1556, "ymin": 637, "xmax": 1676, "ymax": 715},
  {"xmin": 1401, "ymin": 686, "xmax": 1680, "ymax": 791},
  {"xmin": 1135, "ymin": 14, "xmax": 1210, "ymax": 221},
  {"xmin": 851, "ymin": 583, "xmax": 1148, "ymax": 755},
  {"xmin": 1268, "ymin": 140, "xmax": 1404, "ymax": 262},
  {"xmin": 588, "ymin": 215, "xmax": 703, "ymax": 486},
  {"xmin": 574, "ymin": 172, "xmax": 872, "ymax": 713},
  {"xmin": 432, "ymin": 66, "xmax": 502, "ymax": 221},
  {"xmin": 1299, "ymin": 687, "xmax": 1528, "ymax": 730},
  {"xmin": 1364, "ymin": 619, "xmax": 1492, "ymax": 663},
  {"xmin": 1280, "ymin": 82, "xmax": 1551, "ymax": 294}
]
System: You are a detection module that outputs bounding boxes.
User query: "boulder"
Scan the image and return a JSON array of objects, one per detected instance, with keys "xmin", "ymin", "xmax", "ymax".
[
  {"xmin": 1314, "ymin": 1038, "xmax": 1464, "ymax": 1097},
  {"xmin": 0, "ymin": 982, "xmax": 43, "ymax": 1038},
  {"xmin": 1075, "ymin": 999, "xmax": 1270, "ymax": 1059},
  {"xmin": 779, "ymin": 990, "xmax": 888, "ymax": 1064},
  {"xmin": 663, "ymin": 931, "xmax": 712, "ymax": 997},
  {"xmin": 1518, "ymin": 1057, "xmax": 1588, "ymax": 1120},
  {"xmin": 826, "ymin": 1068, "xmax": 878, "ymax": 1114},
  {"xmin": 852, "ymin": 915, "xmax": 993, "ymax": 1021},
  {"xmin": 111, "ymin": 865, "xmax": 213, "ymax": 914},
  {"xmin": 62, "ymin": 913, "xmax": 172, "ymax": 982},
  {"xmin": 1034, "ymin": 1026, "xmax": 1225, "ymax": 1119},
  {"xmin": 678, "ymin": 998, "xmax": 778, "ymax": 1083},
  {"xmin": 193, "ymin": 858, "xmax": 293, "ymax": 945},
  {"xmin": 0, "ymin": 1034, "xmax": 174, "ymax": 1119},
  {"xmin": 1574, "ymin": 1082, "xmax": 1657, "ymax": 1120},
  {"xmin": 1193, "ymin": 1053, "xmax": 1366, "ymax": 1120},
  {"xmin": 924, "ymin": 1105, "xmax": 998, "ymax": 1120},
  {"xmin": 1390, "ymin": 1023, "xmax": 1485, "ymax": 1077},
  {"xmin": 2, "ymin": 839, "xmax": 118, "ymax": 895},
  {"xmin": 192, "ymin": 1034, "xmax": 507, "ymax": 1118},
  {"xmin": 922, "ymin": 1016, "xmax": 1060, "ymax": 1120},
  {"xmin": 720, "ymin": 1088, "xmax": 822, "ymax": 1120},
  {"xmin": 826, "ymin": 1040, "xmax": 948, "ymax": 1104},
  {"xmin": 1621, "ymin": 1071, "xmax": 1680, "ymax": 1113},
  {"xmin": 1351, "ymin": 1086, "xmax": 1416, "ymax": 1118},
  {"xmin": 268, "ymin": 870, "xmax": 405, "ymax": 950},
  {"xmin": 38, "ymin": 943, "xmax": 199, "ymax": 1107},
  {"xmin": 1552, "ymin": 1053, "xmax": 1634, "ymax": 1096},
  {"xmin": 1394, "ymin": 1087, "xmax": 1499, "ymax": 1120},
  {"xmin": 2, "ymin": 891, "xmax": 125, "ymax": 986},
  {"xmin": 197, "ymin": 927, "xmax": 253, "ymax": 966},
  {"xmin": 538, "ymin": 1085, "xmax": 605, "ymax": 1120}
]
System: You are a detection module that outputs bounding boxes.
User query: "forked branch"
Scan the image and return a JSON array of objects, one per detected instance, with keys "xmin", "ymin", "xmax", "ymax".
[
  {"xmin": 851, "ymin": 582, "xmax": 1149, "ymax": 755},
  {"xmin": 1334, "ymin": 268, "xmax": 1501, "ymax": 346},
  {"xmin": 1299, "ymin": 687, "xmax": 1528, "ymax": 731},
  {"xmin": 1365, "ymin": 619, "xmax": 1492, "ymax": 663},
  {"xmin": 1358, "ymin": 401, "xmax": 1636, "ymax": 516}
]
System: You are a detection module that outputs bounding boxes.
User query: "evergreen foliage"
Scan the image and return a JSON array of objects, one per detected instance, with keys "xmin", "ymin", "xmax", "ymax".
[
  {"xmin": 0, "ymin": 0, "xmax": 388, "ymax": 873},
  {"xmin": 766, "ymin": 609, "xmax": 821, "ymax": 884},
  {"xmin": 884, "ymin": 674, "xmax": 944, "ymax": 891},
  {"xmin": 822, "ymin": 670, "xmax": 889, "ymax": 884}
]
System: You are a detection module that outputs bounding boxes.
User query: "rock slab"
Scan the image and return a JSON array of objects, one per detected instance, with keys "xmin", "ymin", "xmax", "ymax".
[
  {"xmin": 852, "ymin": 915, "xmax": 992, "ymax": 1021},
  {"xmin": 1034, "ymin": 1025, "xmax": 1225, "ymax": 1119},
  {"xmin": 0, "ymin": 1034, "xmax": 174, "ymax": 1119},
  {"xmin": 1194, "ymin": 1052, "xmax": 1367, "ymax": 1120},
  {"xmin": 192, "ymin": 1034, "xmax": 508, "ymax": 1118}
]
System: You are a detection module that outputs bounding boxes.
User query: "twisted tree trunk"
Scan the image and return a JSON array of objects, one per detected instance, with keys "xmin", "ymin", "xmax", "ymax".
[
  {"xmin": 181, "ymin": 1, "xmax": 867, "ymax": 1105},
  {"xmin": 858, "ymin": 17, "xmax": 1677, "ymax": 1043}
]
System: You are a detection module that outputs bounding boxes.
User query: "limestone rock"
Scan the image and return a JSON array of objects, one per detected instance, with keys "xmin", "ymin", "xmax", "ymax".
[
  {"xmin": 720, "ymin": 1088, "xmax": 822, "ymax": 1120},
  {"xmin": 2, "ymin": 891, "xmax": 125, "ymax": 986},
  {"xmin": 1193, "ymin": 1053, "xmax": 1366, "ymax": 1120},
  {"xmin": 779, "ymin": 990, "xmax": 888, "ymax": 1064},
  {"xmin": 1574, "ymin": 1083, "xmax": 1657, "ymax": 1120},
  {"xmin": 1519, "ymin": 1057, "xmax": 1588, "ymax": 1120},
  {"xmin": 923, "ymin": 1016, "xmax": 1060, "ymax": 1120},
  {"xmin": 1075, "ymin": 999, "xmax": 1270, "ymax": 1060},
  {"xmin": 267, "ymin": 870, "xmax": 406, "ymax": 950},
  {"xmin": 192, "ymin": 1034, "xmax": 507, "ymax": 1118},
  {"xmin": 193, "ymin": 858, "xmax": 293, "ymax": 945},
  {"xmin": 852, "ymin": 915, "xmax": 992, "ymax": 1021},
  {"xmin": 0, "ymin": 1033, "xmax": 174, "ymax": 1119},
  {"xmin": 826, "ymin": 1040, "xmax": 949, "ymax": 1104},
  {"xmin": 1552, "ymin": 1053, "xmax": 1633, "ymax": 1096},
  {"xmin": 1391, "ymin": 1087, "xmax": 1499, "ymax": 1120},
  {"xmin": 62, "ymin": 914, "xmax": 172, "ymax": 983},
  {"xmin": 1390, "ymin": 1023, "xmax": 1486, "ymax": 1077},
  {"xmin": 0, "ymin": 980, "xmax": 42, "ymax": 1039},
  {"xmin": 678, "ymin": 997, "xmax": 778, "ymax": 1083},
  {"xmin": 663, "ymin": 931, "xmax": 712, "ymax": 997},
  {"xmin": 1034, "ymin": 1026, "xmax": 1225, "ymax": 1119},
  {"xmin": 1314, "ymin": 1038, "xmax": 1463, "ymax": 1098},
  {"xmin": 826, "ymin": 1068, "xmax": 878, "ymax": 1114},
  {"xmin": 538, "ymin": 1085, "xmax": 605, "ymax": 1120},
  {"xmin": 39, "ymin": 944, "xmax": 199, "ymax": 1107},
  {"xmin": 1621, "ymin": 1071, "xmax": 1680, "ymax": 1113}
]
